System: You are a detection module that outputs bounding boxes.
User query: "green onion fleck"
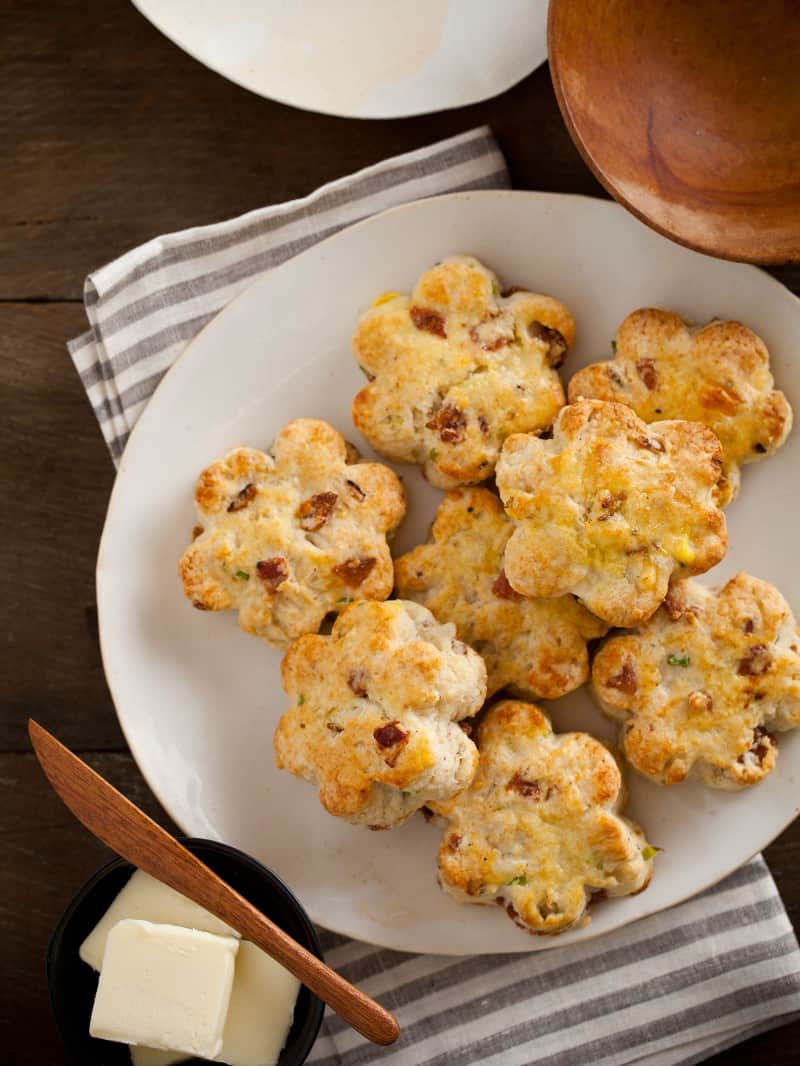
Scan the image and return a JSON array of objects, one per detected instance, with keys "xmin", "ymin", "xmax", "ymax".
[
  {"xmin": 234, "ymin": 570, "xmax": 250, "ymax": 581},
  {"xmin": 336, "ymin": 596, "xmax": 352, "ymax": 605},
  {"xmin": 492, "ymin": 280, "xmax": 500, "ymax": 296},
  {"xmin": 506, "ymin": 874, "xmax": 528, "ymax": 886},
  {"xmin": 429, "ymin": 447, "xmax": 438, "ymax": 461},
  {"xmin": 641, "ymin": 845, "xmax": 662, "ymax": 861},
  {"xmin": 667, "ymin": 653, "xmax": 690, "ymax": 667},
  {"xmin": 611, "ymin": 339, "xmax": 617, "ymax": 353},
  {"xmin": 297, "ymin": 694, "xmax": 306, "ymax": 706}
]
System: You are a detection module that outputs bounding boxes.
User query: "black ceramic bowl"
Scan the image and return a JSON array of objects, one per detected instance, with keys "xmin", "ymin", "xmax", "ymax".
[{"xmin": 47, "ymin": 838, "xmax": 325, "ymax": 1066}]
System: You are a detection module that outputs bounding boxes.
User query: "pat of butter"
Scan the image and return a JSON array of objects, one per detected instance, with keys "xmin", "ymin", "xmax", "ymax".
[
  {"xmin": 80, "ymin": 870, "xmax": 240, "ymax": 971},
  {"xmin": 217, "ymin": 941, "xmax": 300, "ymax": 1066},
  {"xmin": 132, "ymin": 941, "xmax": 300, "ymax": 1066},
  {"xmin": 90, "ymin": 920, "xmax": 239, "ymax": 1057}
]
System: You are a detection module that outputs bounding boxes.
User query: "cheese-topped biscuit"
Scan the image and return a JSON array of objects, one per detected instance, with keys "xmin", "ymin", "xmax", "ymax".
[
  {"xmin": 179, "ymin": 419, "xmax": 405, "ymax": 647},
  {"xmin": 395, "ymin": 488, "xmax": 607, "ymax": 699},
  {"xmin": 351, "ymin": 255, "xmax": 572, "ymax": 488},
  {"xmin": 568, "ymin": 309, "xmax": 792, "ymax": 503},
  {"xmin": 429, "ymin": 700, "xmax": 653, "ymax": 934},
  {"xmin": 274, "ymin": 600, "xmax": 486, "ymax": 829},
  {"xmin": 495, "ymin": 399, "xmax": 728, "ymax": 628},
  {"xmin": 593, "ymin": 573, "xmax": 800, "ymax": 789}
]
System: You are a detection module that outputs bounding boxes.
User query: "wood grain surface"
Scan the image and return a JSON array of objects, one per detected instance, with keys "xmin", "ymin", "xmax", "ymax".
[{"xmin": 2, "ymin": 1, "xmax": 799, "ymax": 1063}]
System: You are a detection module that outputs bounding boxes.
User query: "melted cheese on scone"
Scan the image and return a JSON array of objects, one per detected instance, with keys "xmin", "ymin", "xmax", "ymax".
[
  {"xmin": 568, "ymin": 309, "xmax": 792, "ymax": 503},
  {"xmin": 274, "ymin": 600, "xmax": 486, "ymax": 829},
  {"xmin": 429, "ymin": 700, "xmax": 653, "ymax": 934},
  {"xmin": 179, "ymin": 419, "xmax": 405, "ymax": 647},
  {"xmin": 395, "ymin": 487, "xmax": 607, "ymax": 699},
  {"xmin": 495, "ymin": 399, "xmax": 728, "ymax": 628},
  {"xmin": 593, "ymin": 573, "xmax": 800, "ymax": 789},
  {"xmin": 351, "ymin": 255, "xmax": 572, "ymax": 488}
]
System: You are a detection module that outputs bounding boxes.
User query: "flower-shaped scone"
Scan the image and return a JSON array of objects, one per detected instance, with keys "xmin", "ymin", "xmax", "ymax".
[
  {"xmin": 351, "ymin": 255, "xmax": 573, "ymax": 489},
  {"xmin": 495, "ymin": 399, "xmax": 728, "ymax": 628},
  {"xmin": 179, "ymin": 419, "xmax": 405, "ymax": 647},
  {"xmin": 395, "ymin": 488, "xmax": 607, "ymax": 699},
  {"xmin": 568, "ymin": 309, "xmax": 792, "ymax": 503},
  {"xmin": 273, "ymin": 600, "xmax": 486, "ymax": 829},
  {"xmin": 593, "ymin": 573, "xmax": 800, "ymax": 789},
  {"xmin": 429, "ymin": 700, "xmax": 653, "ymax": 934}
]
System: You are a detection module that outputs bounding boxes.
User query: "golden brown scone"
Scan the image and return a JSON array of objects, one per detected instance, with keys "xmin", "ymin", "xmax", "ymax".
[
  {"xmin": 568, "ymin": 309, "xmax": 792, "ymax": 504},
  {"xmin": 351, "ymin": 255, "xmax": 573, "ymax": 488},
  {"xmin": 178, "ymin": 419, "xmax": 405, "ymax": 647},
  {"xmin": 593, "ymin": 573, "xmax": 800, "ymax": 789},
  {"xmin": 495, "ymin": 399, "xmax": 728, "ymax": 628},
  {"xmin": 274, "ymin": 600, "xmax": 486, "ymax": 829},
  {"xmin": 394, "ymin": 487, "xmax": 607, "ymax": 700},
  {"xmin": 429, "ymin": 700, "xmax": 654, "ymax": 935}
]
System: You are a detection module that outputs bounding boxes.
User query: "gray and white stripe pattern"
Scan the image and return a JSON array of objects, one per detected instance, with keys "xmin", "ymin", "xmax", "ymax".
[
  {"xmin": 68, "ymin": 127, "xmax": 800, "ymax": 1064},
  {"xmin": 311, "ymin": 858, "xmax": 800, "ymax": 1066},
  {"xmin": 68, "ymin": 127, "xmax": 509, "ymax": 462}
]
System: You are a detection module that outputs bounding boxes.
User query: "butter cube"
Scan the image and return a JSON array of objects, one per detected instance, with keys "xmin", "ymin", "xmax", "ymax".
[
  {"xmin": 218, "ymin": 941, "xmax": 300, "ymax": 1066},
  {"xmin": 132, "ymin": 941, "xmax": 300, "ymax": 1066},
  {"xmin": 81, "ymin": 870, "xmax": 240, "ymax": 971},
  {"xmin": 89, "ymin": 919, "xmax": 239, "ymax": 1057}
]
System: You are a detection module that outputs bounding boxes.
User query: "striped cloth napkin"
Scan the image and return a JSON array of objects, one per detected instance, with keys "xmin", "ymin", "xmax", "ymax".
[{"xmin": 68, "ymin": 126, "xmax": 800, "ymax": 1065}]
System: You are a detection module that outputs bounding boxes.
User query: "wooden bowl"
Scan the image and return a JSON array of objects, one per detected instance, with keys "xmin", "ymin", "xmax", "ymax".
[{"xmin": 548, "ymin": 0, "xmax": 800, "ymax": 263}]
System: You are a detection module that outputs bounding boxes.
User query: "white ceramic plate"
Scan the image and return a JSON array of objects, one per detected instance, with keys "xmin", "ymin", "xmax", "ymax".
[
  {"xmin": 130, "ymin": 0, "xmax": 548, "ymax": 119},
  {"xmin": 98, "ymin": 191, "xmax": 800, "ymax": 955}
]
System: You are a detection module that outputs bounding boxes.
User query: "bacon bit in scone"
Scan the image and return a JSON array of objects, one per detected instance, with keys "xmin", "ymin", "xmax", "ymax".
[
  {"xmin": 333, "ymin": 556, "xmax": 376, "ymax": 586},
  {"xmin": 373, "ymin": 721, "xmax": 409, "ymax": 765},
  {"xmin": 507, "ymin": 773, "xmax": 553, "ymax": 800},
  {"xmin": 298, "ymin": 491, "xmax": 338, "ymax": 532},
  {"xmin": 459, "ymin": 719, "xmax": 473, "ymax": 736},
  {"xmin": 744, "ymin": 618, "xmax": 756, "ymax": 633},
  {"xmin": 739, "ymin": 725, "xmax": 774, "ymax": 765},
  {"xmin": 688, "ymin": 690, "xmax": 713, "ymax": 714},
  {"xmin": 426, "ymin": 403, "xmax": 466, "ymax": 444},
  {"xmin": 347, "ymin": 668, "xmax": 368, "ymax": 698},
  {"xmin": 410, "ymin": 305, "xmax": 446, "ymax": 337},
  {"xmin": 528, "ymin": 321, "xmax": 568, "ymax": 367},
  {"xmin": 492, "ymin": 571, "xmax": 522, "ymax": 601},
  {"xmin": 636, "ymin": 358, "xmax": 658, "ymax": 390},
  {"xmin": 326, "ymin": 722, "xmax": 343, "ymax": 734},
  {"xmin": 374, "ymin": 721, "xmax": 408, "ymax": 748},
  {"xmin": 597, "ymin": 491, "xmax": 625, "ymax": 519},
  {"xmin": 256, "ymin": 556, "xmax": 288, "ymax": 591},
  {"xmin": 447, "ymin": 833, "xmax": 462, "ymax": 852},
  {"xmin": 606, "ymin": 660, "xmax": 638, "ymax": 695},
  {"xmin": 192, "ymin": 600, "xmax": 211, "ymax": 611},
  {"xmin": 753, "ymin": 442, "xmax": 768, "ymax": 454},
  {"xmin": 192, "ymin": 525, "xmax": 204, "ymax": 541},
  {"xmin": 345, "ymin": 479, "xmax": 366, "ymax": 501},
  {"xmin": 478, "ymin": 414, "xmax": 490, "ymax": 435},
  {"xmin": 227, "ymin": 482, "xmax": 257, "ymax": 512},
  {"xmin": 635, "ymin": 435, "xmax": 665, "ymax": 453},
  {"xmin": 737, "ymin": 644, "xmax": 772, "ymax": 676}
]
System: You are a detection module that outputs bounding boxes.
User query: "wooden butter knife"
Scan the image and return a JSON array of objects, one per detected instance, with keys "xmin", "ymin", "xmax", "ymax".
[{"xmin": 29, "ymin": 719, "xmax": 400, "ymax": 1047}]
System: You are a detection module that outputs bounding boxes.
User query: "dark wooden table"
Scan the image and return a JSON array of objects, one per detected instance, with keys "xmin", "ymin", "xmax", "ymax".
[{"xmin": 3, "ymin": 2, "xmax": 800, "ymax": 1062}]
